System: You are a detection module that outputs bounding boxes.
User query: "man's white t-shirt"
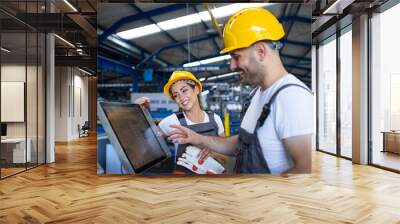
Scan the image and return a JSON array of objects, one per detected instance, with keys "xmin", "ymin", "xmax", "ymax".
[
  {"xmin": 240, "ymin": 74, "xmax": 314, "ymax": 174},
  {"xmin": 159, "ymin": 111, "xmax": 225, "ymax": 148}
]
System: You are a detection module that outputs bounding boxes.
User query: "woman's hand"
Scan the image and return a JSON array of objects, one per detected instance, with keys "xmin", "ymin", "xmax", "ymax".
[
  {"xmin": 198, "ymin": 148, "xmax": 211, "ymax": 164},
  {"xmin": 134, "ymin": 97, "xmax": 150, "ymax": 108}
]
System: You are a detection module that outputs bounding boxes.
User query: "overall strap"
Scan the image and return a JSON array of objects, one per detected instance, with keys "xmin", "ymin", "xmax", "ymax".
[
  {"xmin": 256, "ymin": 83, "xmax": 312, "ymax": 129},
  {"xmin": 206, "ymin": 111, "xmax": 215, "ymax": 123},
  {"xmin": 175, "ymin": 112, "xmax": 187, "ymax": 126},
  {"xmin": 240, "ymin": 87, "xmax": 259, "ymax": 119}
]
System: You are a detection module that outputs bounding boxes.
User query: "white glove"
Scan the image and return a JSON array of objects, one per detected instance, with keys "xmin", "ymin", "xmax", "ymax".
[
  {"xmin": 186, "ymin": 146, "xmax": 225, "ymax": 174},
  {"xmin": 176, "ymin": 146, "xmax": 225, "ymax": 174},
  {"xmin": 177, "ymin": 155, "xmax": 209, "ymax": 174}
]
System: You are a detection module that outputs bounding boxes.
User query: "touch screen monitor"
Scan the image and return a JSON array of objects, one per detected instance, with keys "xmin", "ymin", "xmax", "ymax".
[{"xmin": 98, "ymin": 102, "xmax": 170, "ymax": 174}]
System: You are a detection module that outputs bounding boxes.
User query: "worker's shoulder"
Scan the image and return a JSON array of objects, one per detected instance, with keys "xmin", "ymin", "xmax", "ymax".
[
  {"xmin": 207, "ymin": 111, "xmax": 221, "ymax": 119},
  {"xmin": 272, "ymin": 77, "xmax": 312, "ymax": 107},
  {"xmin": 276, "ymin": 75, "xmax": 311, "ymax": 98},
  {"xmin": 202, "ymin": 111, "xmax": 222, "ymax": 124}
]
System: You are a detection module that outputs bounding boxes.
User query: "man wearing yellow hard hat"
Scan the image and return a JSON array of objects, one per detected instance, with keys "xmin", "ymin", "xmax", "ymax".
[
  {"xmin": 135, "ymin": 70, "xmax": 227, "ymax": 174},
  {"xmin": 168, "ymin": 7, "xmax": 314, "ymax": 174}
]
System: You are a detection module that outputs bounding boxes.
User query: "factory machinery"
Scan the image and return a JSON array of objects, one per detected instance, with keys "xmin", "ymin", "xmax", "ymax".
[{"xmin": 202, "ymin": 83, "xmax": 252, "ymax": 136}]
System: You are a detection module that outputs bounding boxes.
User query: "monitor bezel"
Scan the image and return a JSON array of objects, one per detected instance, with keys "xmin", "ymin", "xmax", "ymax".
[{"xmin": 97, "ymin": 101, "xmax": 171, "ymax": 174}]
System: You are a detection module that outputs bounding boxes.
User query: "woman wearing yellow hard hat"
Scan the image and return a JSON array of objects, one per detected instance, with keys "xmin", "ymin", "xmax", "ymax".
[{"xmin": 135, "ymin": 70, "xmax": 227, "ymax": 174}]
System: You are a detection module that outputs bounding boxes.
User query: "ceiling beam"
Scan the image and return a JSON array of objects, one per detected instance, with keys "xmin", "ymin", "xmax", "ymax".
[
  {"xmin": 98, "ymin": 26, "xmax": 171, "ymax": 67},
  {"xmin": 280, "ymin": 4, "xmax": 302, "ymax": 53},
  {"xmin": 55, "ymin": 56, "xmax": 95, "ymax": 69},
  {"xmin": 191, "ymin": 4, "xmax": 220, "ymax": 53},
  {"xmin": 98, "ymin": 55, "xmax": 134, "ymax": 76},
  {"xmin": 136, "ymin": 33, "xmax": 218, "ymax": 69},
  {"xmin": 289, "ymin": 47, "xmax": 312, "ymax": 74},
  {"xmin": 279, "ymin": 15, "xmax": 310, "ymax": 24},
  {"xmin": 283, "ymin": 39, "xmax": 311, "ymax": 48}
]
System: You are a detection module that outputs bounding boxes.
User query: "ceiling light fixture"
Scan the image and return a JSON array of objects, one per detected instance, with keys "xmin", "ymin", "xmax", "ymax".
[
  {"xmin": 117, "ymin": 3, "xmax": 273, "ymax": 40},
  {"xmin": 63, "ymin": 0, "xmax": 78, "ymax": 12},
  {"xmin": 183, "ymin": 55, "xmax": 231, "ymax": 67},
  {"xmin": 78, "ymin": 67, "xmax": 92, "ymax": 76},
  {"xmin": 207, "ymin": 72, "xmax": 239, "ymax": 80},
  {"xmin": 117, "ymin": 24, "xmax": 161, "ymax": 40},
  {"xmin": 1, "ymin": 47, "xmax": 11, "ymax": 53},
  {"xmin": 158, "ymin": 14, "xmax": 202, "ymax": 30},
  {"xmin": 198, "ymin": 3, "xmax": 270, "ymax": 21},
  {"xmin": 54, "ymin": 34, "xmax": 75, "ymax": 48}
]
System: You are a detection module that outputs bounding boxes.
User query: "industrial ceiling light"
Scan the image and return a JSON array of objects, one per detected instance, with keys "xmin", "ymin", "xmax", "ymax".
[
  {"xmin": 78, "ymin": 67, "xmax": 92, "ymax": 76},
  {"xmin": 207, "ymin": 76, "xmax": 218, "ymax": 81},
  {"xmin": 76, "ymin": 49, "xmax": 84, "ymax": 55},
  {"xmin": 158, "ymin": 14, "xmax": 202, "ymax": 30},
  {"xmin": 217, "ymin": 71, "xmax": 239, "ymax": 79},
  {"xmin": 63, "ymin": 0, "xmax": 78, "ymax": 12},
  {"xmin": 207, "ymin": 72, "xmax": 239, "ymax": 80},
  {"xmin": 200, "ymin": 55, "xmax": 231, "ymax": 65},
  {"xmin": 117, "ymin": 3, "xmax": 273, "ymax": 40},
  {"xmin": 107, "ymin": 35, "xmax": 141, "ymax": 55},
  {"xmin": 1, "ymin": 47, "xmax": 11, "ymax": 53},
  {"xmin": 54, "ymin": 34, "xmax": 75, "ymax": 48},
  {"xmin": 183, "ymin": 55, "xmax": 231, "ymax": 67},
  {"xmin": 117, "ymin": 24, "xmax": 161, "ymax": 40},
  {"xmin": 183, "ymin": 61, "xmax": 201, "ymax": 67},
  {"xmin": 198, "ymin": 3, "xmax": 271, "ymax": 21}
]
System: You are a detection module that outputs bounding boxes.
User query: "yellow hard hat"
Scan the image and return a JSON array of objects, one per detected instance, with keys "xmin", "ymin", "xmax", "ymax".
[
  {"xmin": 163, "ymin": 70, "xmax": 203, "ymax": 99},
  {"xmin": 220, "ymin": 7, "xmax": 285, "ymax": 54}
]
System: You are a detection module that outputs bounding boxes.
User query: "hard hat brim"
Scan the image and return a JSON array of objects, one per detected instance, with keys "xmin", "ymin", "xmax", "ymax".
[{"xmin": 163, "ymin": 75, "xmax": 203, "ymax": 99}]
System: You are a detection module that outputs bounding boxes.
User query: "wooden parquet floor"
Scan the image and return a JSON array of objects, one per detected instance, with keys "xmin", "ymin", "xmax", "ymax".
[{"xmin": 1, "ymin": 135, "xmax": 400, "ymax": 224}]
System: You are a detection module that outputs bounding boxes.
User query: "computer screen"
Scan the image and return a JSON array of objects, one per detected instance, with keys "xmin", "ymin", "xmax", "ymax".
[
  {"xmin": 99, "ymin": 102, "xmax": 170, "ymax": 173},
  {"xmin": 1, "ymin": 123, "xmax": 6, "ymax": 137}
]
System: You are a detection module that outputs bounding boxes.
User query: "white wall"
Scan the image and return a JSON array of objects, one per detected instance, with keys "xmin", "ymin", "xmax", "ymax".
[
  {"xmin": 1, "ymin": 65, "xmax": 27, "ymax": 137},
  {"xmin": 73, "ymin": 73, "xmax": 89, "ymax": 137},
  {"xmin": 55, "ymin": 67, "xmax": 69, "ymax": 141},
  {"xmin": 54, "ymin": 67, "xmax": 89, "ymax": 141},
  {"xmin": 1, "ymin": 63, "xmax": 46, "ymax": 164}
]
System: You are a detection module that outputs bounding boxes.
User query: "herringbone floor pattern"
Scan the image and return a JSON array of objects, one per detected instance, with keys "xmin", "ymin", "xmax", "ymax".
[{"xmin": 1, "ymin": 135, "xmax": 400, "ymax": 223}]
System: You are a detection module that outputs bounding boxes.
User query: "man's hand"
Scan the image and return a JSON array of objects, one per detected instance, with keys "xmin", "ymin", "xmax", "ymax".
[
  {"xmin": 168, "ymin": 125, "xmax": 240, "ymax": 157},
  {"xmin": 167, "ymin": 124, "xmax": 203, "ymax": 146}
]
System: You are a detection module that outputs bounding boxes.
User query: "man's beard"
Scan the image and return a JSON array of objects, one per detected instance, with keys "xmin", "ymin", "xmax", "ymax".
[{"xmin": 239, "ymin": 75, "xmax": 250, "ymax": 85}]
